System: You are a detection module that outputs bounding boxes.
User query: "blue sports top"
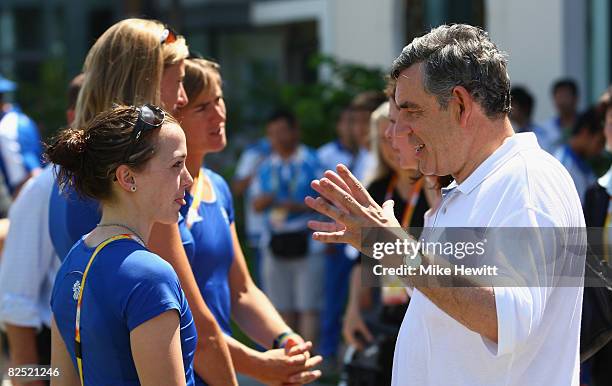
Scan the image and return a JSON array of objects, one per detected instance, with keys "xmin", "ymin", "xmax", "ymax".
[
  {"xmin": 51, "ymin": 237, "xmax": 197, "ymax": 385},
  {"xmin": 180, "ymin": 168, "xmax": 234, "ymax": 338}
]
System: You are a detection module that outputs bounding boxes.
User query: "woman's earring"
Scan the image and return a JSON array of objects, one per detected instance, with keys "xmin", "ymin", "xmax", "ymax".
[{"xmin": 131, "ymin": 186, "xmax": 137, "ymax": 192}]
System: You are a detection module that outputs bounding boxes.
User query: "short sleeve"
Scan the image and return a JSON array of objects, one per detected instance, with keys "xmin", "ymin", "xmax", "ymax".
[
  {"xmin": 234, "ymin": 148, "xmax": 259, "ymax": 179},
  {"xmin": 222, "ymin": 181, "xmax": 235, "ymax": 224},
  {"xmin": 481, "ymin": 207, "xmax": 573, "ymax": 356},
  {"xmin": 488, "ymin": 286, "xmax": 548, "ymax": 357},
  {"xmin": 0, "ymin": 168, "xmax": 57, "ymax": 328},
  {"xmin": 178, "ymin": 213, "xmax": 195, "ymax": 263},
  {"xmin": 17, "ymin": 115, "xmax": 43, "ymax": 172},
  {"xmin": 121, "ymin": 252, "xmax": 183, "ymax": 331}
]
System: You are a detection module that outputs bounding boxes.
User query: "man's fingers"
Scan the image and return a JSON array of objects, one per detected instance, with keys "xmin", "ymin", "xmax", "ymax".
[
  {"xmin": 307, "ymin": 220, "xmax": 345, "ymax": 233},
  {"xmin": 324, "ymin": 170, "xmax": 352, "ymax": 194},
  {"xmin": 321, "ymin": 171, "xmax": 354, "ymax": 212},
  {"xmin": 310, "ymin": 180, "xmax": 351, "ymax": 213},
  {"xmin": 312, "ymin": 230, "xmax": 349, "ymax": 244},
  {"xmin": 382, "ymin": 199, "xmax": 395, "ymax": 215},
  {"xmin": 337, "ymin": 164, "xmax": 380, "ymax": 208},
  {"xmin": 305, "ymin": 196, "xmax": 353, "ymax": 226},
  {"xmin": 312, "ymin": 177, "xmax": 363, "ymax": 217}
]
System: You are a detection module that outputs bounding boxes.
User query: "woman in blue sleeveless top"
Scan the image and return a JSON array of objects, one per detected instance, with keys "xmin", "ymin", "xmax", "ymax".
[
  {"xmin": 47, "ymin": 105, "xmax": 196, "ymax": 385},
  {"xmin": 175, "ymin": 58, "xmax": 322, "ymax": 386}
]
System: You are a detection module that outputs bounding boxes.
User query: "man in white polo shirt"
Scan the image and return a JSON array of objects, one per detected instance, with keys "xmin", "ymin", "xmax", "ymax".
[{"xmin": 305, "ymin": 24, "xmax": 585, "ymax": 386}]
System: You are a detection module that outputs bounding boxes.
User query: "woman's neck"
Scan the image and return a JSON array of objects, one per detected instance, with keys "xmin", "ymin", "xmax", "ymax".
[
  {"xmin": 95, "ymin": 205, "xmax": 152, "ymax": 245},
  {"xmin": 186, "ymin": 150, "xmax": 206, "ymax": 179}
]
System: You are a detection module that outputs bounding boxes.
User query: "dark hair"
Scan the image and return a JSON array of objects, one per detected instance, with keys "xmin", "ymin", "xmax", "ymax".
[
  {"xmin": 390, "ymin": 24, "xmax": 511, "ymax": 119},
  {"xmin": 510, "ymin": 86, "xmax": 535, "ymax": 117},
  {"xmin": 350, "ymin": 91, "xmax": 387, "ymax": 113},
  {"xmin": 67, "ymin": 73, "xmax": 85, "ymax": 111},
  {"xmin": 571, "ymin": 107, "xmax": 603, "ymax": 137},
  {"xmin": 552, "ymin": 78, "xmax": 578, "ymax": 97},
  {"xmin": 267, "ymin": 109, "xmax": 297, "ymax": 129},
  {"xmin": 46, "ymin": 105, "xmax": 175, "ymax": 201}
]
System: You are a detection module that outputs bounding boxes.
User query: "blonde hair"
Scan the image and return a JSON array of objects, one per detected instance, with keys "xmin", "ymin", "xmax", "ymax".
[
  {"xmin": 182, "ymin": 58, "xmax": 221, "ymax": 105},
  {"xmin": 363, "ymin": 101, "xmax": 391, "ymax": 186},
  {"xmin": 73, "ymin": 18, "xmax": 189, "ymax": 128}
]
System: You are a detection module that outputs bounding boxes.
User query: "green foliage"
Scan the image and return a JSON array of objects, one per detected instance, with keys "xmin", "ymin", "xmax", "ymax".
[
  {"xmin": 248, "ymin": 54, "xmax": 386, "ymax": 148},
  {"xmin": 16, "ymin": 57, "xmax": 68, "ymax": 139}
]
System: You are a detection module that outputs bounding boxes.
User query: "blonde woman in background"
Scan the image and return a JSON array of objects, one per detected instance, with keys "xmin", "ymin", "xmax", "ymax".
[
  {"xmin": 341, "ymin": 94, "xmax": 443, "ymax": 384},
  {"xmin": 47, "ymin": 18, "xmax": 237, "ymax": 385}
]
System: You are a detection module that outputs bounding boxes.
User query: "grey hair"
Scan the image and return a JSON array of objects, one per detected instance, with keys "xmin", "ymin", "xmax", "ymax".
[{"xmin": 390, "ymin": 24, "xmax": 511, "ymax": 119}]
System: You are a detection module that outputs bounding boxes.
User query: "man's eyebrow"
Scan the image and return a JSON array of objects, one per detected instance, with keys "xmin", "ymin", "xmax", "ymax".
[{"xmin": 397, "ymin": 100, "xmax": 422, "ymax": 110}]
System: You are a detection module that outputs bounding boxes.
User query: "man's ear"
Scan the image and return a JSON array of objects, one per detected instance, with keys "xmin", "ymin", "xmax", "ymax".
[
  {"xmin": 114, "ymin": 165, "xmax": 135, "ymax": 192},
  {"xmin": 451, "ymin": 86, "xmax": 473, "ymax": 128}
]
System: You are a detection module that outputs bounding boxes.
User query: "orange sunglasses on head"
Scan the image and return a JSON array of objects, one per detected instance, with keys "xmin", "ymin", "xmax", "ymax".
[{"xmin": 160, "ymin": 26, "xmax": 178, "ymax": 44}]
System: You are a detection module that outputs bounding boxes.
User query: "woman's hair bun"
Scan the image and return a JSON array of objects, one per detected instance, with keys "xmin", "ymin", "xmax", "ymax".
[{"xmin": 46, "ymin": 128, "xmax": 88, "ymax": 173}]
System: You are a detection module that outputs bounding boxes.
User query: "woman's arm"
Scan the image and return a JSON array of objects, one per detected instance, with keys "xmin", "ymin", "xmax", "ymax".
[
  {"xmin": 50, "ymin": 317, "xmax": 79, "ymax": 386},
  {"xmin": 131, "ymin": 310, "xmax": 185, "ymax": 386},
  {"xmin": 227, "ymin": 223, "xmax": 323, "ymax": 384},
  {"xmin": 342, "ymin": 265, "xmax": 373, "ymax": 350},
  {"xmin": 6, "ymin": 325, "xmax": 47, "ymax": 386},
  {"xmin": 228, "ymin": 223, "xmax": 290, "ymax": 347},
  {"xmin": 148, "ymin": 223, "xmax": 237, "ymax": 386}
]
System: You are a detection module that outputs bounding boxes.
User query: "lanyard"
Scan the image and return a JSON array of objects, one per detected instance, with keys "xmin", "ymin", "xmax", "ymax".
[
  {"xmin": 75, "ymin": 234, "xmax": 135, "ymax": 386},
  {"xmin": 385, "ymin": 174, "xmax": 424, "ymax": 228},
  {"xmin": 271, "ymin": 162, "xmax": 298, "ymax": 198},
  {"xmin": 186, "ymin": 168, "xmax": 205, "ymax": 229},
  {"xmin": 604, "ymin": 197, "xmax": 612, "ymax": 263}
]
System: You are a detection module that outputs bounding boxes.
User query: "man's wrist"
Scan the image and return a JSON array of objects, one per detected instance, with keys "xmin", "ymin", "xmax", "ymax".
[{"xmin": 403, "ymin": 250, "xmax": 422, "ymax": 269}]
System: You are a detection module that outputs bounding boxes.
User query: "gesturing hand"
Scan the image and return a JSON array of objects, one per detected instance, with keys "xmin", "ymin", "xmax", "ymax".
[{"xmin": 305, "ymin": 164, "xmax": 401, "ymax": 253}]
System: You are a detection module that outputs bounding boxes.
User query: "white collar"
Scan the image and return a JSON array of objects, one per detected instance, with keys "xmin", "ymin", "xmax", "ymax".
[
  {"xmin": 598, "ymin": 166, "xmax": 612, "ymax": 196},
  {"xmin": 455, "ymin": 132, "xmax": 540, "ymax": 195}
]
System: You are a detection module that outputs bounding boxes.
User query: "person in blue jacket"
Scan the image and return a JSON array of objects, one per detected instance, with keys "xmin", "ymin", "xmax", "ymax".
[
  {"xmin": 47, "ymin": 104, "xmax": 196, "ymax": 385},
  {"xmin": 0, "ymin": 73, "xmax": 44, "ymax": 196},
  {"xmin": 176, "ymin": 57, "xmax": 323, "ymax": 386}
]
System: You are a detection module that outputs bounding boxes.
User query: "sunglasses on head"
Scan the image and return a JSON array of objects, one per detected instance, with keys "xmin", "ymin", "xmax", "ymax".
[
  {"xmin": 160, "ymin": 26, "xmax": 178, "ymax": 45},
  {"xmin": 122, "ymin": 104, "xmax": 165, "ymax": 163}
]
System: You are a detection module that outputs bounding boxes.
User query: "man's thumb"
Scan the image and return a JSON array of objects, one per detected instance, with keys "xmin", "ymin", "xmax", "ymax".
[{"xmin": 382, "ymin": 199, "xmax": 395, "ymax": 212}]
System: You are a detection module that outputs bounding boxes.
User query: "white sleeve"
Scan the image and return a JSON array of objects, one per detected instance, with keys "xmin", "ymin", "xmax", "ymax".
[
  {"xmin": 234, "ymin": 149, "xmax": 260, "ymax": 180},
  {"xmin": 482, "ymin": 207, "xmax": 568, "ymax": 356},
  {"xmin": 0, "ymin": 112, "xmax": 27, "ymax": 190},
  {"xmin": 0, "ymin": 168, "xmax": 57, "ymax": 329}
]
